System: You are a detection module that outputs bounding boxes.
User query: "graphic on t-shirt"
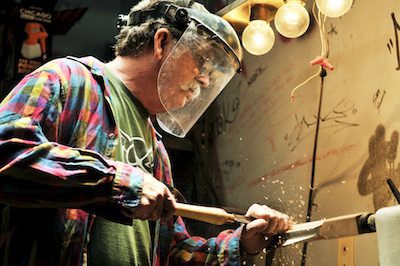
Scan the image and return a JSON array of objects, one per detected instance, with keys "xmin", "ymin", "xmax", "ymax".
[
  {"xmin": 21, "ymin": 22, "xmax": 48, "ymax": 60},
  {"xmin": 120, "ymin": 129, "xmax": 154, "ymax": 173}
]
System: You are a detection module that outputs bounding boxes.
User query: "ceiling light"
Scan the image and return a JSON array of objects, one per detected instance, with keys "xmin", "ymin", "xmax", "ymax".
[
  {"xmin": 242, "ymin": 4, "xmax": 276, "ymax": 55},
  {"xmin": 315, "ymin": 0, "xmax": 353, "ymax": 18},
  {"xmin": 274, "ymin": 0, "xmax": 310, "ymax": 38}
]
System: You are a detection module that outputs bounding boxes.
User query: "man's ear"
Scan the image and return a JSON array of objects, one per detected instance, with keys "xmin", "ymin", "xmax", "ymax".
[{"xmin": 153, "ymin": 28, "xmax": 172, "ymax": 61}]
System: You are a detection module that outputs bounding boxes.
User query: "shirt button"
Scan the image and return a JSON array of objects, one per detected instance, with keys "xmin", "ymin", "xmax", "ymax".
[{"xmin": 109, "ymin": 133, "xmax": 115, "ymax": 139}]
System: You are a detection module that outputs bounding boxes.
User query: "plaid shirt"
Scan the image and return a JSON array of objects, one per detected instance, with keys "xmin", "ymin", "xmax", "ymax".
[{"xmin": 0, "ymin": 56, "xmax": 242, "ymax": 265}]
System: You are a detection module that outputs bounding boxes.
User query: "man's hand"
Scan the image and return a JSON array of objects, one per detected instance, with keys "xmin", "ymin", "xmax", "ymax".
[
  {"xmin": 123, "ymin": 174, "xmax": 177, "ymax": 221},
  {"xmin": 240, "ymin": 204, "xmax": 292, "ymax": 255}
]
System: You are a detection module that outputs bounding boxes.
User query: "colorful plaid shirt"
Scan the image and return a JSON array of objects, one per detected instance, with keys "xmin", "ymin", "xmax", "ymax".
[{"xmin": 0, "ymin": 56, "xmax": 242, "ymax": 265}]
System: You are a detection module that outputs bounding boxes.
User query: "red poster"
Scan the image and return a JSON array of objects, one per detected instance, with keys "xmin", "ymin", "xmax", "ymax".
[{"xmin": 15, "ymin": 6, "xmax": 52, "ymax": 76}]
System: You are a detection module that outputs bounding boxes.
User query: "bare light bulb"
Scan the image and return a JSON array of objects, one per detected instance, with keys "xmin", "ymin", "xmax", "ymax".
[
  {"xmin": 242, "ymin": 20, "xmax": 275, "ymax": 55},
  {"xmin": 316, "ymin": 0, "xmax": 353, "ymax": 18},
  {"xmin": 274, "ymin": 0, "xmax": 310, "ymax": 38}
]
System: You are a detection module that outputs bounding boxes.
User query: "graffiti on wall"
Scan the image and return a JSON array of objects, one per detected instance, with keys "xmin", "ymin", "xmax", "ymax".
[
  {"xmin": 388, "ymin": 13, "xmax": 400, "ymax": 70},
  {"xmin": 214, "ymin": 97, "xmax": 240, "ymax": 136},
  {"xmin": 372, "ymin": 89, "xmax": 386, "ymax": 114},
  {"xmin": 284, "ymin": 99, "xmax": 359, "ymax": 151},
  {"xmin": 221, "ymin": 159, "xmax": 241, "ymax": 176},
  {"xmin": 247, "ymin": 65, "xmax": 267, "ymax": 88}
]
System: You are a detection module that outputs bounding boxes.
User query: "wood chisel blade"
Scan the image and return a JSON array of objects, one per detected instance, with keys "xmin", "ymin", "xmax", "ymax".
[{"xmin": 281, "ymin": 219, "xmax": 325, "ymax": 247}]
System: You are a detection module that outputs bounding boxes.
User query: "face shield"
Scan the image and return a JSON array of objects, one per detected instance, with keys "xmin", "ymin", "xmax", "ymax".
[{"xmin": 156, "ymin": 12, "xmax": 241, "ymax": 138}]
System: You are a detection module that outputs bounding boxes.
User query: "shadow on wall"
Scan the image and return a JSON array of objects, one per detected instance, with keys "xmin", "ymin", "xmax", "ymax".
[{"xmin": 358, "ymin": 124, "xmax": 400, "ymax": 210}]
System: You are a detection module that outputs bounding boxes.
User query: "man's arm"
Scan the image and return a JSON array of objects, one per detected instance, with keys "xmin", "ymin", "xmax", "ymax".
[
  {"xmin": 164, "ymin": 216, "xmax": 241, "ymax": 265},
  {"xmin": 0, "ymin": 69, "xmax": 142, "ymax": 208},
  {"xmin": 164, "ymin": 205, "xmax": 291, "ymax": 265},
  {"xmin": 0, "ymin": 64, "xmax": 175, "ymax": 222}
]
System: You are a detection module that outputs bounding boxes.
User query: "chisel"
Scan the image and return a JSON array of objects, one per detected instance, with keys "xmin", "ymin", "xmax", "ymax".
[{"xmin": 174, "ymin": 203, "xmax": 376, "ymax": 246}]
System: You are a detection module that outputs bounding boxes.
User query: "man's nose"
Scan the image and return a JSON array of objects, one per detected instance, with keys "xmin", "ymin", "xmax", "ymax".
[{"xmin": 195, "ymin": 73, "xmax": 210, "ymax": 88}]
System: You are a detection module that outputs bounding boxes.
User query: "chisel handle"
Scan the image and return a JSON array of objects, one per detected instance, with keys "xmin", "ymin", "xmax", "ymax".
[{"xmin": 175, "ymin": 203, "xmax": 235, "ymax": 225}]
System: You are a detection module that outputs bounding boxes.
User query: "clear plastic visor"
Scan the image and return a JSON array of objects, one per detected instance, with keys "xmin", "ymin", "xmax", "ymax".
[{"xmin": 156, "ymin": 21, "xmax": 236, "ymax": 137}]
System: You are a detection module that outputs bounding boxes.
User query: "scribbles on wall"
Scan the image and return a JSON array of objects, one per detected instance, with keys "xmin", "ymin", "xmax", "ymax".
[
  {"xmin": 388, "ymin": 13, "xmax": 400, "ymax": 70},
  {"xmin": 221, "ymin": 159, "xmax": 241, "ymax": 176},
  {"xmin": 358, "ymin": 124, "xmax": 399, "ymax": 210},
  {"xmin": 327, "ymin": 23, "xmax": 338, "ymax": 36},
  {"xmin": 387, "ymin": 39, "xmax": 394, "ymax": 54},
  {"xmin": 211, "ymin": 79, "xmax": 243, "ymax": 136},
  {"xmin": 284, "ymin": 99, "xmax": 359, "ymax": 151},
  {"xmin": 211, "ymin": 65, "xmax": 268, "ymax": 136},
  {"xmin": 215, "ymin": 97, "xmax": 240, "ymax": 136},
  {"xmin": 372, "ymin": 89, "xmax": 386, "ymax": 114},
  {"xmin": 247, "ymin": 65, "xmax": 267, "ymax": 88}
]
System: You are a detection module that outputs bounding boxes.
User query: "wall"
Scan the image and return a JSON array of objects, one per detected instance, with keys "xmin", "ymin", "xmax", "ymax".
[{"xmin": 212, "ymin": 1, "xmax": 400, "ymax": 265}]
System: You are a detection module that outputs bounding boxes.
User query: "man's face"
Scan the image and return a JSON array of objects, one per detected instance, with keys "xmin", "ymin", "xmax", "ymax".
[
  {"xmin": 159, "ymin": 48, "xmax": 211, "ymax": 111},
  {"xmin": 155, "ymin": 19, "xmax": 240, "ymax": 137}
]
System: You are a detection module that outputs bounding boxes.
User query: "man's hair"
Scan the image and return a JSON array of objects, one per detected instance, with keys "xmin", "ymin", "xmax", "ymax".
[{"xmin": 114, "ymin": 0, "xmax": 208, "ymax": 57}]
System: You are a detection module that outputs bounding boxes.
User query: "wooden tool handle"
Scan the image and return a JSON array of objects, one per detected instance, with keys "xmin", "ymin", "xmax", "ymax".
[{"xmin": 175, "ymin": 203, "xmax": 235, "ymax": 225}]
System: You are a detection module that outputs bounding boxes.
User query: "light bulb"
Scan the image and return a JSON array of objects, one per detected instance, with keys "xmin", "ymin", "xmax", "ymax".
[
  {"xmin": 242, "ymin": 20, "xmax": 275, "ymax": 55},
  {"xmin": 274, "ymin": 0, "xmax": 310, "ymax": 38},
  {"xmin": 316, "ymin": 0, "xmax": 353, "ymax": 18}
]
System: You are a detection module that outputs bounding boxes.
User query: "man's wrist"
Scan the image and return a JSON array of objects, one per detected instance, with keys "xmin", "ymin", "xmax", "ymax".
[{"xmin": 112, "ymin": 161, "xmax": 144, "ymax": 208}]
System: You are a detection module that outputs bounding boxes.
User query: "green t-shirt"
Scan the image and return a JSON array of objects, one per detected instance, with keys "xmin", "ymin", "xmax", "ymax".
[{"xmin": 88, "ymin": 67, "xmax": 155, "ymax": 266}]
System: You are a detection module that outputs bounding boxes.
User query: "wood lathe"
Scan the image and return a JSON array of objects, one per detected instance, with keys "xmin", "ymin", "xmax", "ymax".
[{"xmin": 175, "ymin": 202, "xmax": 400, "ymax": 265}]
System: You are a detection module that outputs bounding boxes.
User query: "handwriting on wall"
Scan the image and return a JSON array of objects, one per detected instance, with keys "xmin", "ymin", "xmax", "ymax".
[
  {"xmin": 372, "ymin": 89, "xmax": 386, "ymax": 114},
  {"xmin": 211, "ymin": 65, "xmax": 268, "ymax": 136},
  {"xmin": 247, "ymin": 65, "xmax": 267, "ymax": 87},
  {"xmin": 284, "ymin": 99, "xmax": 359, "ymax": 151},
  {"xmin": 388, "ymin": 13, "xmax": 400, "ymax": 70},
  {"xmin": 214, "ymin": 96, "xmax": 240, "ymax": 136},
  {"xmin": 221, "ymin": 159, "xmax": 241, "ymax": 176},
  {"xmin": 358, "ymin": 124, "xmax": 399, "ymax": 210},
  {"xmin": 327, "ymin": 23, "xmax": 338, "ymax": 36}
]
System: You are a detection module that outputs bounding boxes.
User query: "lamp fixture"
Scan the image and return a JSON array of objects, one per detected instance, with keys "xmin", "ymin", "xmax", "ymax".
[
  {"xmin": 274, "ymin": 0, "xmax": 310, "ymax": 38},
  {"xmin": 242, "ymin": 4, "xmax": 276, "ymax": 55},
  {"xmin": 217, "ymin": 0, "xmax": 353, "ymax": 56}
]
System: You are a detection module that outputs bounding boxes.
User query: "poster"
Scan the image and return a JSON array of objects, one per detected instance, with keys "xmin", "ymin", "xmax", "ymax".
[{"xmin": 15, "ymin": 5, "xmax": 52, "ymax": 77}]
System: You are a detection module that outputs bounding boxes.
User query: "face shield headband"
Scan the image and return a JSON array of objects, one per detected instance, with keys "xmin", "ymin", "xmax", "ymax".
[
  {"xmin": 156, "ymin": 21, "xmax": 237, "ymax": 137},
  {"xmin": 117, "ymin": 2, "xmax": 242, "ymax": 71}
]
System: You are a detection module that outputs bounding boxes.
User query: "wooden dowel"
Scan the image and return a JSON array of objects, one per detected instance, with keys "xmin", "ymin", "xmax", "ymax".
[{"xmin": 174, "ymin": 203, "xmax": 235, "ymax": 225}]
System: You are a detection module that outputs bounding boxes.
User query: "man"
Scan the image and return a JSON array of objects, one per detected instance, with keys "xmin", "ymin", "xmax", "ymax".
[{"xmin": 0, "ymin": 0, "xmax": 292, "ymax": 265}]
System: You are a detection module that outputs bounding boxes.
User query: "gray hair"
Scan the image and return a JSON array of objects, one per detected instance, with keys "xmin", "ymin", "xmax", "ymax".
[{"xmin": 114, "ymin": 0, "xmax": 208, "ymax": 57}]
